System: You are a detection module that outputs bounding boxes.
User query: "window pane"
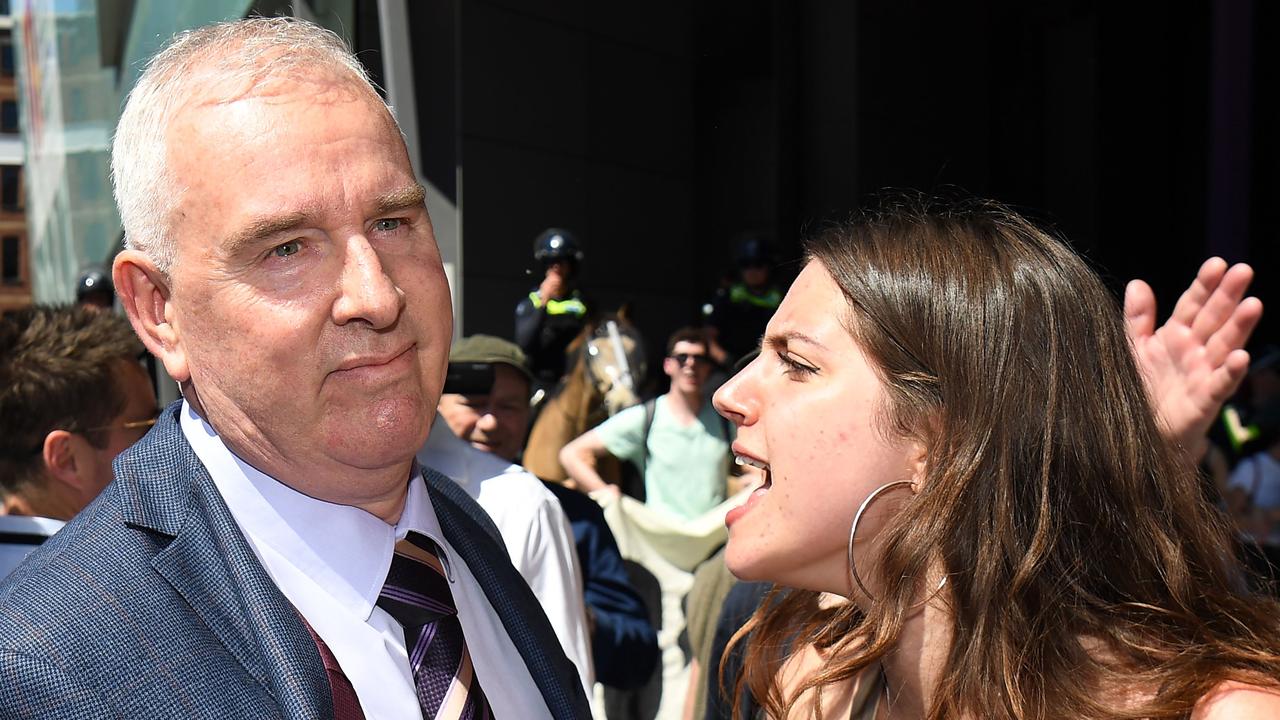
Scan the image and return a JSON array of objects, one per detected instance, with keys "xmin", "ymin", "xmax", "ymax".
[
  {"xmin": 0, "ymin": 101, "xmax": 16, "ymax": 133},
  {"xmin": 2, "ymin": 236, "xmax": 19, "ymax": 285},
  {"xmin": 0, "ymin": 166, "xmax": 17, "ymax": 210}
]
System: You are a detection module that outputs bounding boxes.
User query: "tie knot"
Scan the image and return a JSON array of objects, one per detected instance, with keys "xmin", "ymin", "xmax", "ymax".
[{"xmin": 377, "ymin": 533, "xmax": 457, "ymax": 629}]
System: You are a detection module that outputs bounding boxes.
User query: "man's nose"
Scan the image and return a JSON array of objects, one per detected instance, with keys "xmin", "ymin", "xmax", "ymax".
[
  {"xmin": 332, "ymin": 235, "xmax": 405, "ymax": 328},
  {"xmin": 476, "ymin": 410, "xmax": 499, "ymax": 431}
]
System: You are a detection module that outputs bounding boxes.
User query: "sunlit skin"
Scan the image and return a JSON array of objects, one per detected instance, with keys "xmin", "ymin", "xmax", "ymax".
[
  {"xmin": 438, "ymin": 364, "xmax": 532, "ymax": 463},
  {"xmin": 114, "ymin": 72, "xmax": 451, "ymax": 523},
  {"xmin": 713, "ymin": 261, "xmax": 924, "ymax": 599}
]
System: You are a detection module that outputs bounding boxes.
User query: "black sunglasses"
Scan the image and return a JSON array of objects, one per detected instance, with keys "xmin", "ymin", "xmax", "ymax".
[{"xmin": 670, "ymin": 352, "xmax": 712, "ymax": 366}]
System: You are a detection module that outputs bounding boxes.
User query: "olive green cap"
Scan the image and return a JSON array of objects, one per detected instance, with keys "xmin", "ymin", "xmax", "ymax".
[{"xmin": 448, "ymin": 334, "xmax": 533, "ymax": 381}]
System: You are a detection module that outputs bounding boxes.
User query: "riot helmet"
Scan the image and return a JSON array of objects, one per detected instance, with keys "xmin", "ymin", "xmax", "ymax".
[
  {"xmin": 733, "ymin": 233, "xmax": 772, "ymax": 268},
  {"xmin": 76, "ymin": 266, "xmax": 114, "ymax": 308},
  {"xmin": 533, "ymin": 228, "xmax": 584, "ymax": 265}
]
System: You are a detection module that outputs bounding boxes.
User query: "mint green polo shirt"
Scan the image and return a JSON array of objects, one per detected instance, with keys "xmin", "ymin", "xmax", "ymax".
[{"xmin": 595, "ymin": 394, "xmax": 732, "ymax": 520}]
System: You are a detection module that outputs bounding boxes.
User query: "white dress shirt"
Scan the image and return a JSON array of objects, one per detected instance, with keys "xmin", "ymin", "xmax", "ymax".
[
  {"xmin": 180, "ymin": 402, "xmax": 553, "ymax": 720},
  {"xmin": 417, "ymin": 415, "xmax": 596, "ymax": 698}
]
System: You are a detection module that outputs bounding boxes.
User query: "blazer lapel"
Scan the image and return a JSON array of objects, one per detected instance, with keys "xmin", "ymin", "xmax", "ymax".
[
  {"xmin": 422, "ymin": 467, "xmax": 592, "ymax": 720},
  {"xmin": 116, "ymin": 403, "xmax": 333, "ymax": 720}
]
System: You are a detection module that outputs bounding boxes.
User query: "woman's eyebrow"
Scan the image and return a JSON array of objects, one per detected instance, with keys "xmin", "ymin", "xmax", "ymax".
[{"xmin": 763, "ymin": 330, "xmax": 828, "ymax": 352}]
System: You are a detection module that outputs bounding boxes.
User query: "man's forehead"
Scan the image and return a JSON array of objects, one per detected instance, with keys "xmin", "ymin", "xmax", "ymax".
[
  {"xmin": 160, "ymin": 77, "xmax": 409, "ymax": 246},
  {"xmin": 171, "ymin": 73, "xmax": 384, "ymax": 140},
  {"xmin": 672, "ymin": 341, "xmax": 707, "ymax": 353},
  {"xmin": 491, "ymin": 365, "xmax": 532, "ymax": 396}
]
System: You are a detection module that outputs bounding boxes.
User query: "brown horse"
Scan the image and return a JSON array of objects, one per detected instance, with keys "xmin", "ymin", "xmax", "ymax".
[{"xmin": 523, "ymin": 312, "xmax": 647, "ymax": 483}]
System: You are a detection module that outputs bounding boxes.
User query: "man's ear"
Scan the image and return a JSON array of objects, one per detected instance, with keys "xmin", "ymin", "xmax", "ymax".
[
  {"xmin": 41, "ymin": 430, "xmax": 86, "ymax": 490},
  {"xmin": 113, "ymin": 249, "xmax": 189, "ymax": 382}
]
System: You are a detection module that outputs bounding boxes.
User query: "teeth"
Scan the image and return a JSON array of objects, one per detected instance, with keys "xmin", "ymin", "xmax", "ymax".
[{"xmin": 734, "ymin": 454, "xmax": 769, "ymax": 471}]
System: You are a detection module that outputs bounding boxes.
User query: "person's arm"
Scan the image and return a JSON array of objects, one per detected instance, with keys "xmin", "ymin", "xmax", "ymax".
[
  {"xmin": 514, "ymin": 294, "xmax": 546, "ymax": 354},
  {"xmin": 560, "ymin": 430, "xmax": 621, "ymax": 498},
  {"xmin": 576, "ymin": 507, "xmax": 659, "ymax": 689},
  {"xmin": 518, "ymin": 490, "xmax": 597, "ymax": 699},
  {"xmin": 1125, "ymin": 258, "xmax": 1262, "ymax": 460},
  {"xmin": 682, "ymin": 657, "xmax": 703, "ymax": 720}
]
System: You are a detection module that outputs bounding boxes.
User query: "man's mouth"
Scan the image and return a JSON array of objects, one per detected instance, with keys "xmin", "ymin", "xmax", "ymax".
[{"xmin": 332, "ymin": 345, "xmax": 414, "ymax": 374}]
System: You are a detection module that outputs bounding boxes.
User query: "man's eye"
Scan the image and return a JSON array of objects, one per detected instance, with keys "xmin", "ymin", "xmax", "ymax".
[
  {"xmin": 272, "ymin": 240, "xmax": 302, "ymax": 258},
  {"xmin": 373, "ymin": 218, "xmax": 402, "ymax": 232}
]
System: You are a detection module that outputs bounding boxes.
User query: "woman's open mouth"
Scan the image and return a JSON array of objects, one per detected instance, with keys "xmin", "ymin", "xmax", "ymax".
[{"xmin": 726, "ymin": 454, "xmax": 771, "ymax": 528}]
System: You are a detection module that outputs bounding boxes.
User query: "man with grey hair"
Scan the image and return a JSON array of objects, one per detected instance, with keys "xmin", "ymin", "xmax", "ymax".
[{"xmin": 0, "ymin": 17, "xmax": 589, "ymax": 720}]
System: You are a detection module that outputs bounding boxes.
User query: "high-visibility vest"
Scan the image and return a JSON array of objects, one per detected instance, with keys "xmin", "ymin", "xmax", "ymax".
[{"xmin": 528, "ymin": 291, "xmax": 588, "ymax": 317}]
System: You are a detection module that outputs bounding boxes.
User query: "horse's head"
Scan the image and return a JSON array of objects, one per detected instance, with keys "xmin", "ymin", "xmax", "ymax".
[{"xmin": 584, "ymin": 316, "xmax": 647, "ymax": 416}]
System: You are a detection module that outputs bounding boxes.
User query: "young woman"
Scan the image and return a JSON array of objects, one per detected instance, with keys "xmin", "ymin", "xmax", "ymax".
[{"xmin": 713, "ymin": 196, "xmax": 1280, "ymax": 719}]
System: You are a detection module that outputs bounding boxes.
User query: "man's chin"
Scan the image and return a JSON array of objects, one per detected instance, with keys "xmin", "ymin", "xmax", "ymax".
[{"xmin": 322, "ymin": 397, "xmax": 431, "ymax": 466}]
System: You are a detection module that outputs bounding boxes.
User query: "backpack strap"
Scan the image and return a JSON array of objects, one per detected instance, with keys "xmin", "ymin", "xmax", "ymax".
[{"xmin": 640, "ymin": 397, "xmax": 658, "ymax": 474}]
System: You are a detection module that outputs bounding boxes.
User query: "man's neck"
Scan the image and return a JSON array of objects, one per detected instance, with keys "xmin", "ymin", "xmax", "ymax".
[
  {"xmin": 186, "ymin": 393, "xmax": 413, "ymax": 525},
  {"xmin": 665, "ymin": 386, "xmax": 704, "ymax": 418},
  {"xmin": 2, "ymin": 488, "xmax": 74, "ymax": 521}
]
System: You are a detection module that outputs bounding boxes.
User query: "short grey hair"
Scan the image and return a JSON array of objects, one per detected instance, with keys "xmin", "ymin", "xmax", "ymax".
[{"xmin": 111, "ymin": 17, "xmax": 380, "ymax": 273}]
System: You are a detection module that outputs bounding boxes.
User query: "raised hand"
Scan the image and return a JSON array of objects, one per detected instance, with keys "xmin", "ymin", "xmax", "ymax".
[{"xmin": 1125, "ymin": 258, "xmax": 1263, "ymax": 459}]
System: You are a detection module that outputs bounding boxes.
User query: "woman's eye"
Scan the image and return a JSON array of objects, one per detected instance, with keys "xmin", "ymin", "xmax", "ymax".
[
  {"xmin": 373, "ymin": 218, "xmax": 403, "ymax": 232},
  {"xmin": 778, "ymin": 351, "xmax": 817, "ymax": 378},
  {"xmin": 272, "ymin": 240, "xmax": 302, "ymax": 258}
]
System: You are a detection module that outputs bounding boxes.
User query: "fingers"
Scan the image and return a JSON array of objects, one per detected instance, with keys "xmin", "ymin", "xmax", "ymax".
[
  {"xmin": 1204, "ymin": 298, "xmax": 1263, "ymax": 369},
  {"xmin": 1168, "ymin": 257, "xmax": 1229, "ymax": 329},
  {"xmin": 1203, "ymin": 348, "xmax": 1253, "ymax": 409},
  {"xmin": 1124, "ymin": 279, "xmax": 1157, "ymax": 342},
  {"xmin": 1190, "ymin": 262, "xmax": 1255, "ymax": 342}
]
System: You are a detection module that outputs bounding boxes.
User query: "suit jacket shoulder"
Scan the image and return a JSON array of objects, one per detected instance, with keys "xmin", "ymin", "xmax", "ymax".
[{"xmin": 0, "ymin": 403, "xmax": 330, "ymax": 719}]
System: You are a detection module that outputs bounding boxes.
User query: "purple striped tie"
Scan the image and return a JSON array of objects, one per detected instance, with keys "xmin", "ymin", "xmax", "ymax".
[{"xmin": 378, "ymin": 532, "xmax": 494, "ymax": 719}]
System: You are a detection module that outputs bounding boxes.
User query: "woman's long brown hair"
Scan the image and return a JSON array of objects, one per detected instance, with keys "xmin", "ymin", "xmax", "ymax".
[{"xmin": 729, "ymin": 194, "xmax": 1280, "ymax": 719}]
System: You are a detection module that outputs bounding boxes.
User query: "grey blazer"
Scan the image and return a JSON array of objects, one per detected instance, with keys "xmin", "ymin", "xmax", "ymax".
[{"xmin": 0, "ymin": 403, "xmax": 591, "ymax": 719}]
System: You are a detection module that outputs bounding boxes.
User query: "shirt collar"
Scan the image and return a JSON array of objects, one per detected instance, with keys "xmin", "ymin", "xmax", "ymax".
[
  {"xmin": 416, "ymin": 412, "xmax": 528, "ymax": 492},
  {"xmin": 179, "ymin": 400, "xmax": 443, "ymax": 620}
]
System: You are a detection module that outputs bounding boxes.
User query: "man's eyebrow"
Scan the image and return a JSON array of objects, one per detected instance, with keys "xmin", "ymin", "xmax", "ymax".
[
  {"xmin": 220, "ymin": 185, "xmax": 425, "ymax": 257},
  {"xmin": 223, "ymin": 210, "xmax": 312, "ymax": 257},
  {"xmin": 374, "ymin": 184, "xmax": 426, "ymax": 215},
  {"xmin": 763, "ymin": 330, "xmax": 829, "ymax": 352}
]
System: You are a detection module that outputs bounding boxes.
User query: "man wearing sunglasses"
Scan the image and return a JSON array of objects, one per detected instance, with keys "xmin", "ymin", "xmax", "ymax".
[
  {"xmin": 0, "ymin": 305, "xmax": 157, "ymax": 575},
  {"xmin": 562, "ymin": 327, "xmax": 733, "ymax": 520}
]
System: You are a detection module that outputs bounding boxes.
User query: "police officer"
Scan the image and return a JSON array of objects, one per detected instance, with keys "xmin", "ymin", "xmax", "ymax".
[
  {"xmin": 515, "ymin": 228, "xmax": 591, "ymax": 386},
  {"xmin": 702, "ymin": 233, "xmax": 783, "ymax": 367}
]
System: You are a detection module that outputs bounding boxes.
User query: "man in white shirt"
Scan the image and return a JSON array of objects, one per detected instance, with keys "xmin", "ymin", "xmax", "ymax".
[
  {"xmin": 0, "ymin": 17, "xmax": 589, "ymax": 720},
  {"xmin": 417, "ymin": 413, "xmax": 597, "ymax": 699}
]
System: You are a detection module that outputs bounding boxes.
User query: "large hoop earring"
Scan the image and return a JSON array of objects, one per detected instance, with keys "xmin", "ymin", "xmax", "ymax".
[{"xmin": 846, "ymin": 480, "xmax": 947, "ymax": 605}]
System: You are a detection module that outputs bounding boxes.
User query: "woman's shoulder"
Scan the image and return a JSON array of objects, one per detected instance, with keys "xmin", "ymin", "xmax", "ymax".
[{"xmin": 1192, "ymin": 681, "xmax": 1280, "ymax": 719}]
